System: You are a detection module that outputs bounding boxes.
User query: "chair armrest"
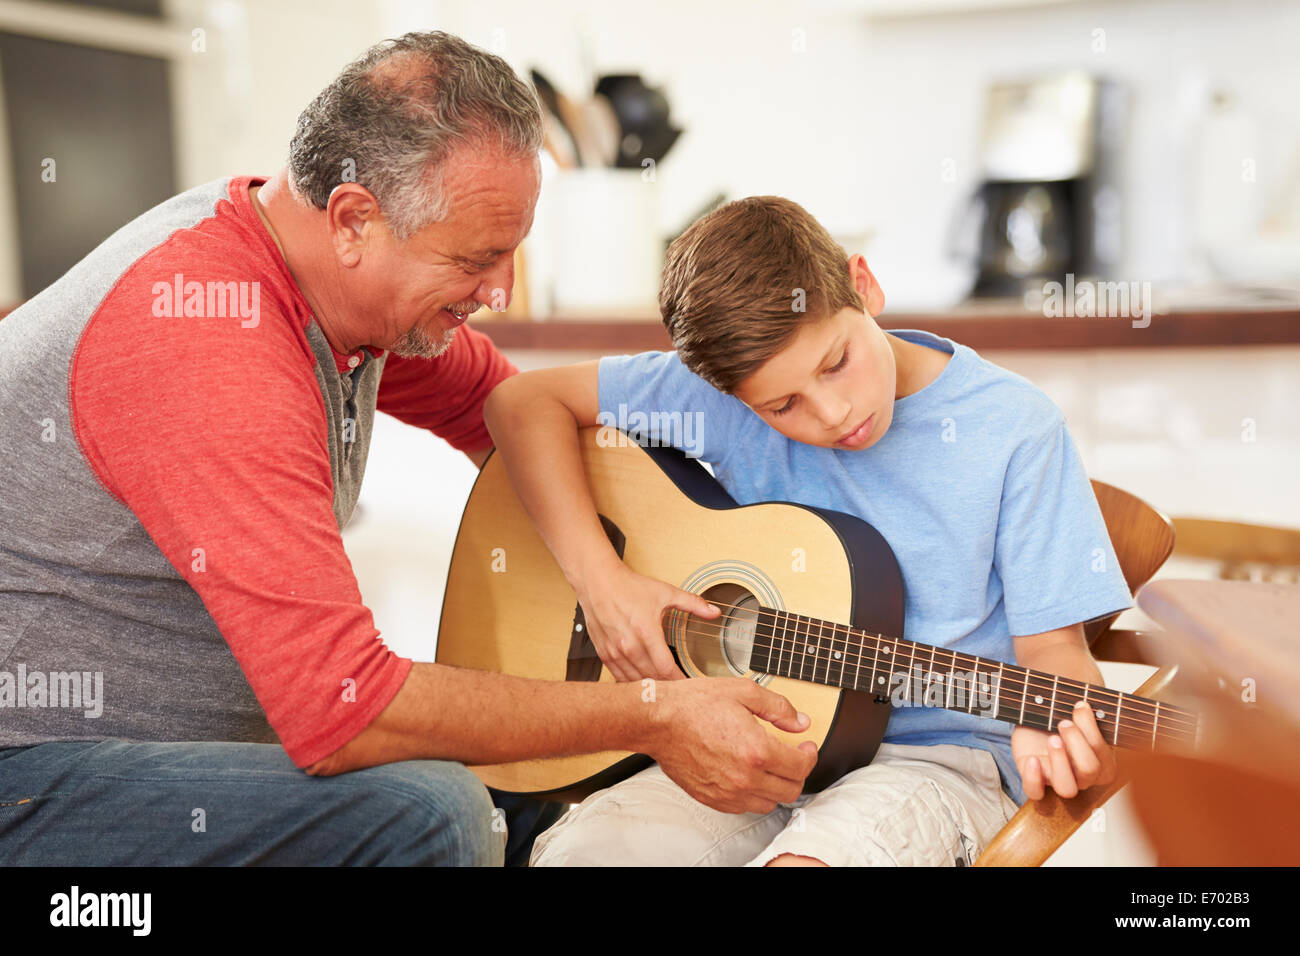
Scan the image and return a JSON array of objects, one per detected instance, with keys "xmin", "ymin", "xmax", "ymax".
[
  {"xmin": 974, "ymin": 663, "xmax": 1181, "ymax": 866},
  {"xmin": 973, "ymin": 759, "xmax": 1134, "ymax": 866}
]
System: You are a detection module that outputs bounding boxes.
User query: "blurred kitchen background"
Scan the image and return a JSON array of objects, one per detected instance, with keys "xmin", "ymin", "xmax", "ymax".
[{"xmin": 1, "ymin": 0, "xmax": 1297, "ymax": 864}]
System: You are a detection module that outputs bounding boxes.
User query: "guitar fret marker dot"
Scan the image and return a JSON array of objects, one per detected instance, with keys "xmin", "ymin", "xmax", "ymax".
[
  {"xmin": 1097, "ymin": 711, "xmax": 1105, "ymax": 719},
  {"xmin": 1035, "ymin": 695, "xmax": 1044, "ymax": 704},
  {"xmin": 575, "ymin": 624, "xmax": 583, "ymax": 632},
  {"xmin": 834, "ymin": 650, "xmax": 842, "ymax": 659}
]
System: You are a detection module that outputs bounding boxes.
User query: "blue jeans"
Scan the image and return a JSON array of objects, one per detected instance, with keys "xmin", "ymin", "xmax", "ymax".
[{"xmin": 0, "ymin": 739, "xmax": 551, "ymax": 866}]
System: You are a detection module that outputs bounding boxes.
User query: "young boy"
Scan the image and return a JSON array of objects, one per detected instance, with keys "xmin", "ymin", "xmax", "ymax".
[{"xmin": 482, "ymin": 196, "xmax": 1132, "ymax": 867}]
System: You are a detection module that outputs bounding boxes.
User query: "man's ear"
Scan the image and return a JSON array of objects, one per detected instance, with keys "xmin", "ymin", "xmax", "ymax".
[
  {"xmin": 849, "ymin": 254, "xmax": 886, "ymax": 316},
  {"xmin": 326, "ymin": 183, "xmax": 382, "ymax": 267}
]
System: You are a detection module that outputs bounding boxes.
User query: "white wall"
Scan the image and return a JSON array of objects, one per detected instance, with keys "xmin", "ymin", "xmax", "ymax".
[
  {"xmin": 4, "ymin": 0, "xmax": 1296, "ymax": 308},
  {"xmin": 370, "ymin": 0, "xmax": 1300, "ymax": 306},
  {"xmin": 847, "ymin": 0, "xmax": 1300, "ymax": 304}
]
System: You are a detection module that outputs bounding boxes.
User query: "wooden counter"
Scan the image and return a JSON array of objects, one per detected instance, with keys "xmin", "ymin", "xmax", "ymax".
[
  {"xmin": 5, "ymin": 301, "xmax": 1294, "ymax": 352},
  {"xmin": 472, "ymin": 306, "xmax": 1300, "ymax": 352}
]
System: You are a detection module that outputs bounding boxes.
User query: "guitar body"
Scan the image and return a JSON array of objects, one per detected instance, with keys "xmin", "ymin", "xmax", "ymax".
[{"xmin": 436, "ymin": 426, "xmax": 905, "ymax": 802}]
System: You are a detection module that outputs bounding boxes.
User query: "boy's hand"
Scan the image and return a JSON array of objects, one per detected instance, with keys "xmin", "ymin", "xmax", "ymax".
[
  {"xmin": 575, "ymin": 560, "xmax": 721, "ymax": 682},
  {"xmin": 1012, "ymin": 699, "xmax": 1118, "ymax": 800}
]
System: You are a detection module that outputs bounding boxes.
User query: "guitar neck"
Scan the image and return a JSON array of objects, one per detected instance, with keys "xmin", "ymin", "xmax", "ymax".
[{"xmin": 747, "ymin": 606, "xmax": 1199, "ymax": 752}]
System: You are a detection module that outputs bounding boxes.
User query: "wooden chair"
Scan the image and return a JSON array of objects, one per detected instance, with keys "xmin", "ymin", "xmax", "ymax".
[
  {"xmin": 975, "ymin": 480, "xmax": 1178, "ymax": 866},
  {"xmin": 1170, "ymin": 517, "xmax": 1300, "ymax": 584}
]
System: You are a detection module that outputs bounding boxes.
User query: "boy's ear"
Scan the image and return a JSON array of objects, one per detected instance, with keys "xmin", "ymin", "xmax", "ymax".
[{"xmin": 849, "ymin": 254, "xmax": 886, "ymax": 317}]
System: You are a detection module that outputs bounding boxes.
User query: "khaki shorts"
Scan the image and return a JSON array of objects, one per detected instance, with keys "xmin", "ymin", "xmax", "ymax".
[{"xmin": 530, "ymin": 742, "xmax": 1020, "ymax": 867}]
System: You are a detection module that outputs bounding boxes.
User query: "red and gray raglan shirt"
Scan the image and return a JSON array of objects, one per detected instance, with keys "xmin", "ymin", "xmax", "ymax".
[{"xmin": 0, "ymin": 175, "xmax": 516, "ymax": 766}]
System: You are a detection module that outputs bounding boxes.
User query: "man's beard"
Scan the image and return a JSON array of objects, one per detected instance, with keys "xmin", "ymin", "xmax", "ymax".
[{"xmin": 390, "ymin": 323, "xmax": 457, "ymax": 359}]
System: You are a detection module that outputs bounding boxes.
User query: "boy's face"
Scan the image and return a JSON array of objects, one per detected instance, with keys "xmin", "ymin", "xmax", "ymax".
[{"xmin": 733, "ymin": 255, "xmax": 894, "ymax": 451}]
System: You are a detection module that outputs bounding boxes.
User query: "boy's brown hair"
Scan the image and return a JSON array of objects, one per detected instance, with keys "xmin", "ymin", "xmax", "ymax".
[{"xmin": 659, "ymin": 196, "xmax": 863, "ymax": 394}]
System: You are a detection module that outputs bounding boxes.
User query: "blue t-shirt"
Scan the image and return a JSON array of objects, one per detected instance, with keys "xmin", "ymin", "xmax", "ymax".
[{"xmin": 597, "ymin": 328, "xmax": 1132, "ymax": 805}]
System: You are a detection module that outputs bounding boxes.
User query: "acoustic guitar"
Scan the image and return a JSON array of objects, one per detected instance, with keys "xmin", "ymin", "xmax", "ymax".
[{"xmin": 436, "ymin": 426, "xmax": 1200, "ymax": 801}]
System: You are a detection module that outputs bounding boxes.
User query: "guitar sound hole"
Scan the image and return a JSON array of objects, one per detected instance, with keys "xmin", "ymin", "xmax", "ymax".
[{"xmin": 684, "ymin": 583, "xmax": 760, "ymax": 678}]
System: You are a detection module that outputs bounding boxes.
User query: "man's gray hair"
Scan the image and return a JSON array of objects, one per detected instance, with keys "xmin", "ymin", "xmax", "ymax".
[{"xmin": 287, "ymin": 31, "xmax": 543, "ymax": 240}]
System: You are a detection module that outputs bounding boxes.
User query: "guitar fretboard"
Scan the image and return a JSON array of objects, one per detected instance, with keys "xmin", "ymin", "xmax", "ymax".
[{"xmin": 747, "ymin": 606, "xmax": 1198, "ymax": 751}]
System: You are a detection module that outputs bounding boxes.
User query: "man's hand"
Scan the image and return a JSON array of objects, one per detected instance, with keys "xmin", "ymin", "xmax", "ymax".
[
  {"xmin": 1012, "ymin": 698, "xmax": 1118, "ymax": 800},
  {"xmin": 642, "ymin": 677, "xmax": 818, "ymax": 814},
  {"xmin": 575, "ymin": 560, "xmax": 721, "ymax": 682}
]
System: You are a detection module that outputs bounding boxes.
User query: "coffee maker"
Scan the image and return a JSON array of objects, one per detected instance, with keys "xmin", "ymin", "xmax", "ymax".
[{"xmin": 950, "ymin": 72, "xmax": 1127, "ymax": 298}]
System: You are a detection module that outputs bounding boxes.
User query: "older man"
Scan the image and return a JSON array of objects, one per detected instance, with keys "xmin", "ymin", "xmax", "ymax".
[{"xmin": 0, "ymin": 31, "xmax": 814, "ymax": 866}]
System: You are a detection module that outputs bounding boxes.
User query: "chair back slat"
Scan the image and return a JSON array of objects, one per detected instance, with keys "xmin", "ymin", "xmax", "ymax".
[
  {"xmin": 1086, "ymin": 480, "xmax": 1176, "ymax": 646},
  {"xmin": 1173, "ymin": 518, "xmax": 1300, "ymax": 581}
]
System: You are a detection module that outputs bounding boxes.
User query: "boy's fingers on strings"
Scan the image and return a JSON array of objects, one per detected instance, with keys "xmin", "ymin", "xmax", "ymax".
[
  {"xmin": 1057, "ymin": 709, "xmax": 1107, "ymax": 790},
  {"xmin": 673, "ymin": 588, "xmax": 720, "ymax": 619},
  {"xmin": 1046, "ymin": 734, "xmax": 1079, "ymax": 798},
  {"xmin": 609, "ymin": 574, "xmax": 687, "ymax": 680},
  {"xmin": 645, "ymin": 628, "xmax": 686, "ymax": 681},
  {"xmin": 615, "ymin": 628, "xmax": 677, "ymax": 682},
  {"xmin": 1056, "ymin": 724, "xmax": 1101, "ymax": 791},
  {"xmin": 586, "ymin": 621, "xmax": 625, "ymax": 681},
  {"xmin": 1019, "ymin": 754, "xmax": 1048, "ymax": 801},
  {"xmin": 595, "ymin": 623, "xmax": 640, "ymax": 683},
  {"xmin": 1069, "ymin": 699, "xmax": 1118, "ymax": 785}
]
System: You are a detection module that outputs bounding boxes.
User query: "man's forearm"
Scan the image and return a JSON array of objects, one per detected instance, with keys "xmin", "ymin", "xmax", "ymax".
[
  {"xmin": 306, "ymin": 661, "xmax": 653, "ymax": 775},
  {"xmin": 306, "ymin": 381, "xmax": 655, "ymax": 775}
]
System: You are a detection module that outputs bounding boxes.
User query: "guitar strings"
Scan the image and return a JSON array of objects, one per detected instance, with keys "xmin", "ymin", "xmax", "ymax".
[
  {"xmin": 669, "ymin": 621, "xmax": 1197, "ymax": 743},
  {"xmin": 666, "ymin": 611, "xmax": 1199, "ymax": 737},
  {"xmin": 671, "ymin": 620, "xmax": 1198, "ymax": 739},
  {"xmin": 674, "ymin": 595, "xmax": 1157, "ymax": 712},
  {"xmin": 669, "ymin": 597, "xmax": 1195, "ymax": 726},
  {"xmin": 672, "ymin": 615, "xmax": 1198, "ymax": 736}
]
